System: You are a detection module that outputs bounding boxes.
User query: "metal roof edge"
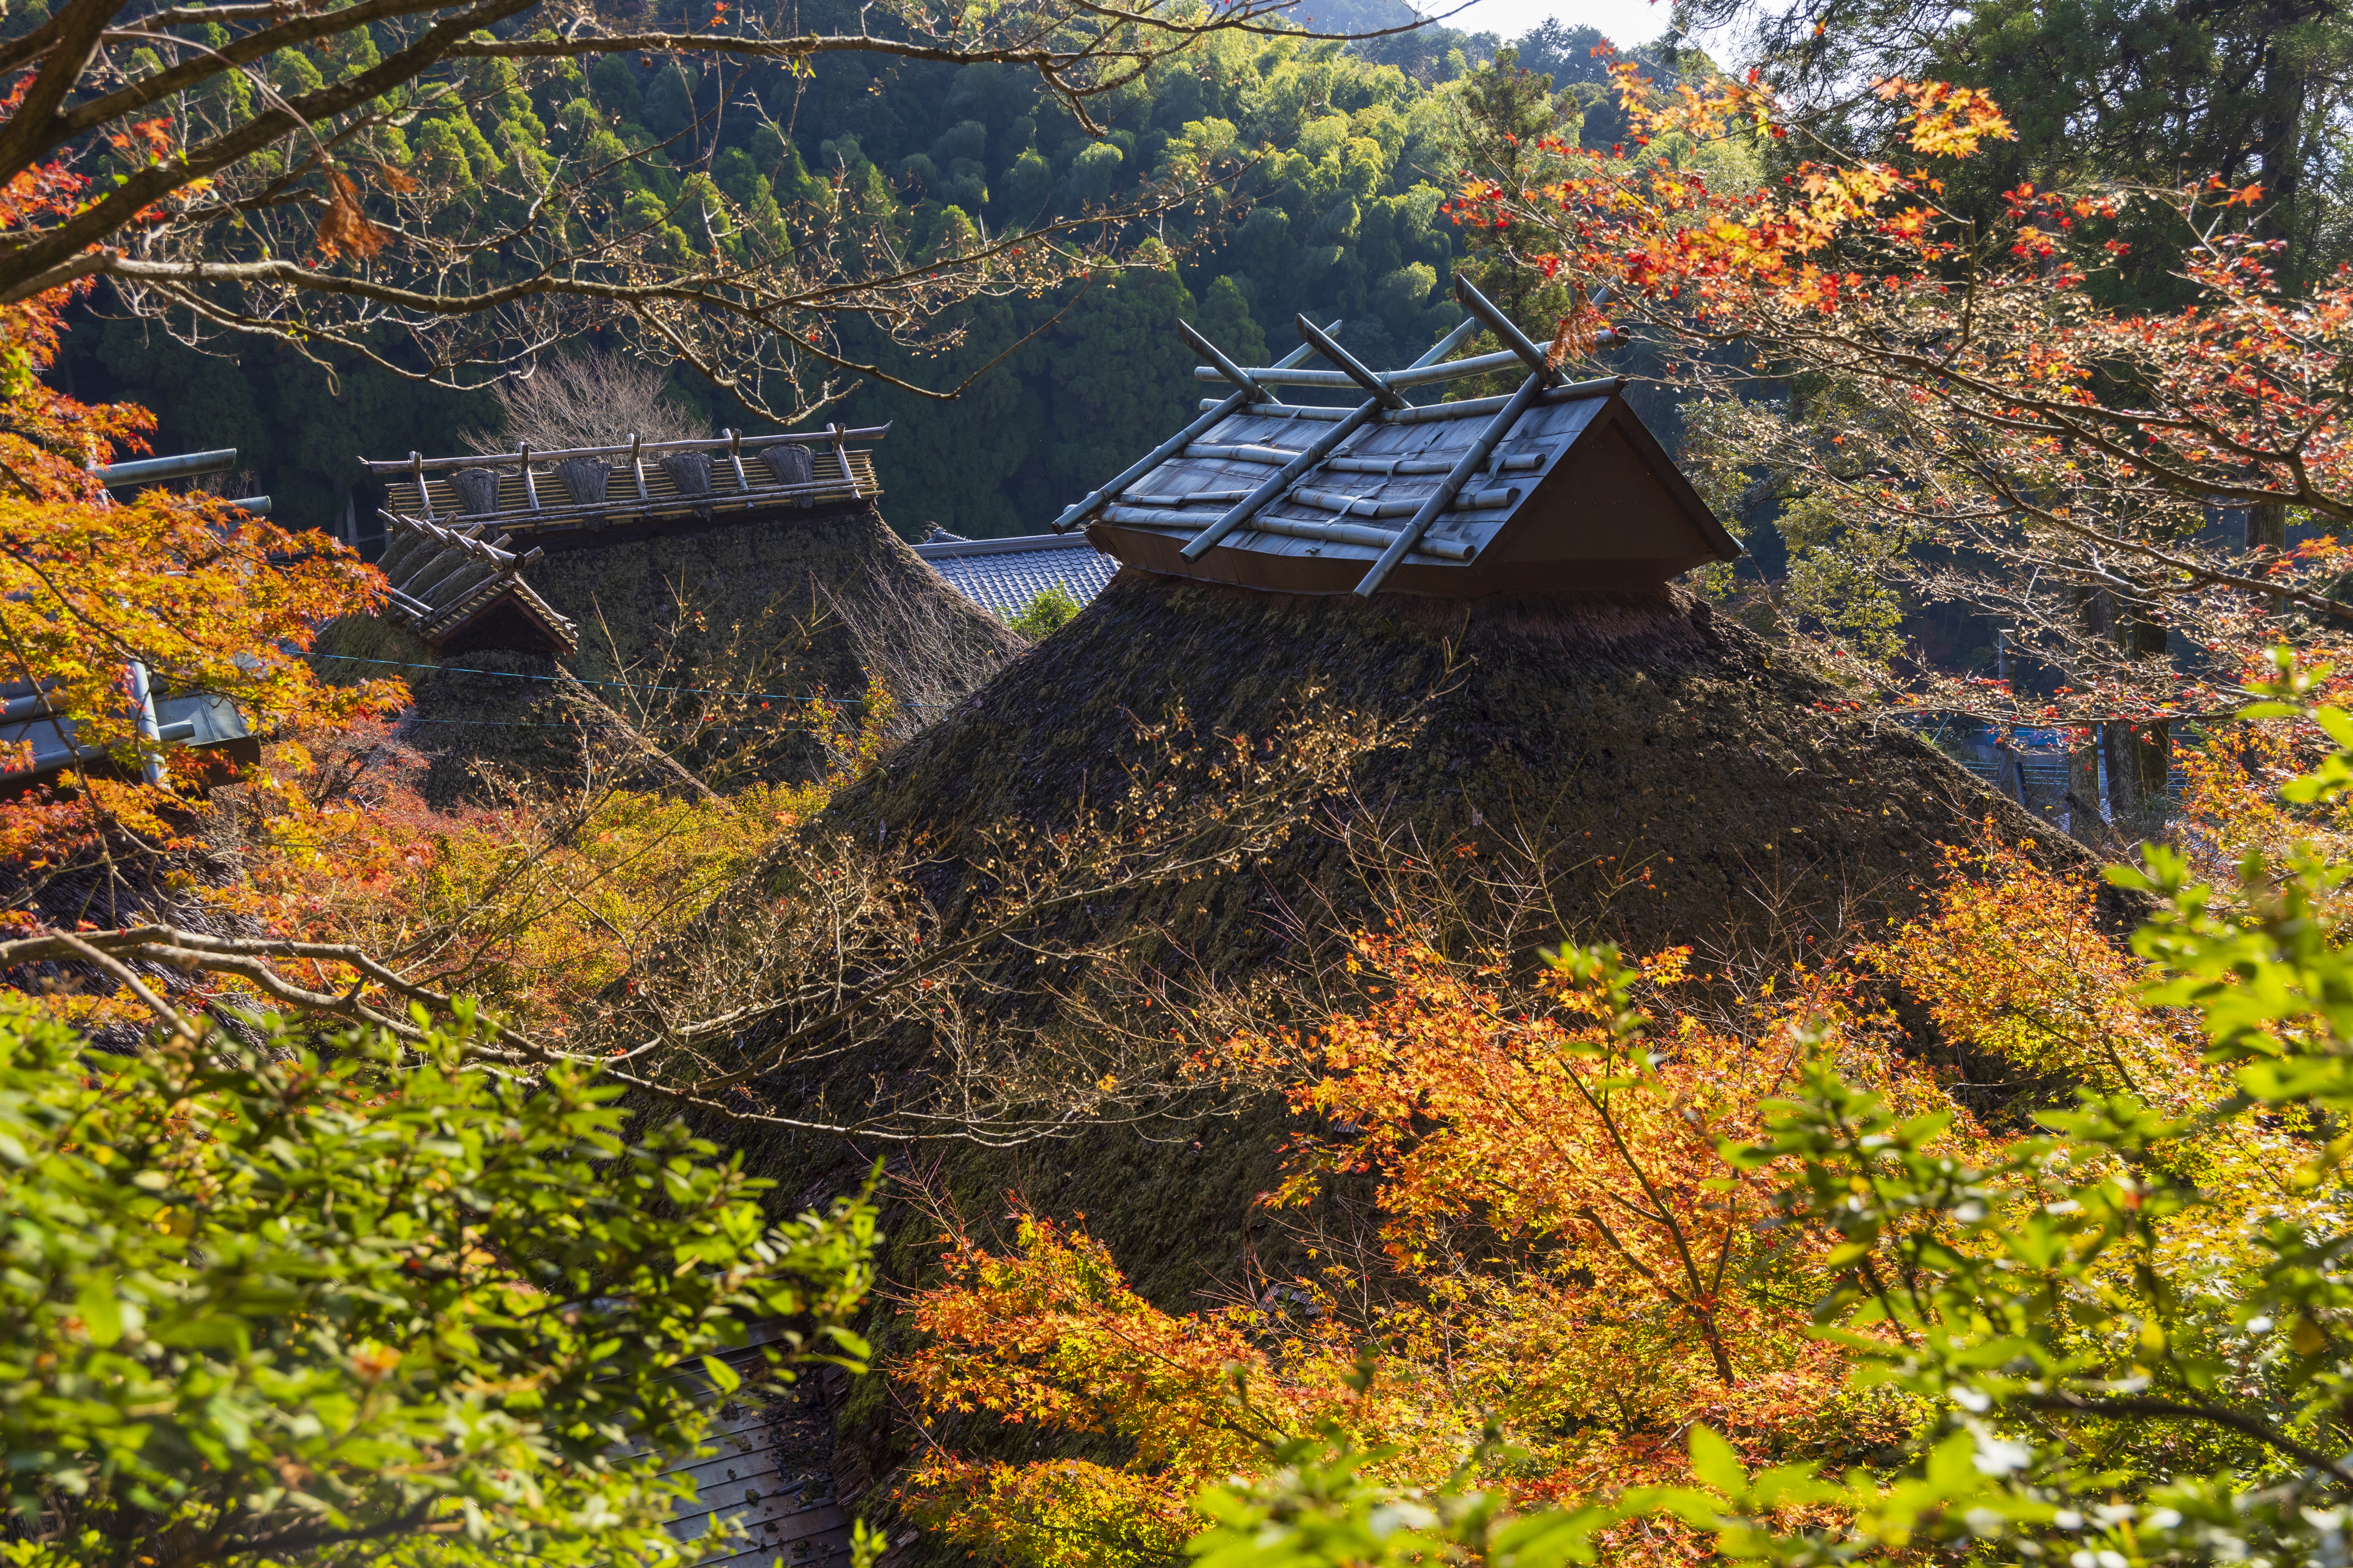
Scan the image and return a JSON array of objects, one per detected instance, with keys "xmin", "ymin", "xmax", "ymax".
[{"xmin": 913, "ymin": 533, "xmax": 1111, "ymax": 560}]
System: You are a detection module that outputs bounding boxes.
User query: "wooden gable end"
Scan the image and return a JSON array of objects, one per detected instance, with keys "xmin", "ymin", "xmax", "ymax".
[{"xmin": 1480, "ymin": 405, "xmax": 1742, "ymax": 591}]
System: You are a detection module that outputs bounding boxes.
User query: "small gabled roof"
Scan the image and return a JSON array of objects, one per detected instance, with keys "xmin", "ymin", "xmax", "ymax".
[
  {"xmin": 378, "ymin": 514, "xmax": 579, "ymax": 659},
  {"xmin": 914, "ymin": 529, "xmax": 1119, "ymax": 619},
  {"xmin": 1052, "ymin": 281, "xmax": 1741, "ymax": 599}
]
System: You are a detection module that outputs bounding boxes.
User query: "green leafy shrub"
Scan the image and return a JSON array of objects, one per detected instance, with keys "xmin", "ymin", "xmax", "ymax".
[
  {"xmin": 0, "ymin": 1010, "xmax": 876, "ymax": 1568},
  {"xmin": 1006, "ymin": 583, "xmax": 1082, "ymax": 640}
]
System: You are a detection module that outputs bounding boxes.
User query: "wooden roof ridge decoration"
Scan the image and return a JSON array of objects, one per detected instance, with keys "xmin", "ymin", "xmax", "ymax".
[
  {"xmin": 359, "ymin": 422, "xmax": 889, "ymax": 543},
  {"xmin": 1051, "ymin": 278, "xmax": 1743, "ymax": 598},
  {"xmin": 377, "ymin": 512, "xmax": 581, "ymax": 659}
]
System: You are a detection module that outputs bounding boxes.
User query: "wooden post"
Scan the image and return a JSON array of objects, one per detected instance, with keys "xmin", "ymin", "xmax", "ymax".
[
  {"xmin": 726, "ymin": 428, "xmax": 749, "ymax": 492},
  {"xmin": 629, "ymin": 434, "xmax": 647, "ymax": 501},
  {"xmin": 520, "ymin": 443, "xmax": 539, "ymax": 511},
  {"xmin": 831, "ymin": 424, "xmax": 858, "ymax": 500}
]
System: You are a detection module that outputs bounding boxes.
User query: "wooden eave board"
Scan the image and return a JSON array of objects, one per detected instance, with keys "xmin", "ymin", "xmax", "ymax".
[{"xmin": 429, "ymin": 582, "xmax": 581, "ymax": 659}]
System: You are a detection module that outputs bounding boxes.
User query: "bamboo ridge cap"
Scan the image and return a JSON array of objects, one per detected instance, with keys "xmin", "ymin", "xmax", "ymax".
[
  {"xmin": 1194, "ymin": 378, "xmax": 1621, "ymax": 421},
  {"xmin": 360, "ymin": 423, "xmax": 892, "ymax": 475},
  {"xmin": 1192, "ymin": 348, "xmax": 1529, "ymax": 391},
  {"xmin": 1099, "ymin": 505, "xmax": 1477, "ymax": 561}
]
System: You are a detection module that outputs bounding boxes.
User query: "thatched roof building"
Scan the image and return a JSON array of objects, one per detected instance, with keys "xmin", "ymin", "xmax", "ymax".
[
  {"xmin": 784, "ymin": 572, "xmax": 2092, "ymax": 1529},
  {"xmin": 647, "ymin": 312, "xmax": 2097, "ymax": 1539},
  {"xmin": 342, "ymin": 426, "xmax": 1024, "ymax": 805}
]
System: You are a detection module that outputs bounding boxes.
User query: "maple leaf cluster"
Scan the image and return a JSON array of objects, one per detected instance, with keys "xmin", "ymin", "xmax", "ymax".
[
  {"xmin": 0, "ymin": 149, "xmax": 396, "ymax": 883},
  {"xmin": 1452, "ymin": 61, "xmax": 2353, "ymax": 733}
]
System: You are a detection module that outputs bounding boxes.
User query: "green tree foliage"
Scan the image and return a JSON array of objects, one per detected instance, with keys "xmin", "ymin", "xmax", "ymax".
[
  {"xmin": 1006, "ymin": 582, "xmax": 1084, "ymax": 638},
  {"xmin": 0, "ymin": 1009, "xmax": 877, "ymax": 1568},
  {"xmin": 62, "ymin": 12, "xmax": 1646, "ymax": 543}
]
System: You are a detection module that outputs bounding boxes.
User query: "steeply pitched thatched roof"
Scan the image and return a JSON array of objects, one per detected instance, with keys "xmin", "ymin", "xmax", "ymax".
[
  {"xmin": 320, "ymin": 505, "xmax": 1026, "ymax": 808},
  {"xmin": 828, "ymin": 572, "xmax": 2075, "ymax": 988},
  {"xmin": 752, "ymin": 570, "xmax": 2102, "ymax": 1518}
]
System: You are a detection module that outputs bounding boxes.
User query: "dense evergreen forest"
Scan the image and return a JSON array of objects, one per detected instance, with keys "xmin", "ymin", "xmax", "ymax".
[{"xmin": 51, "ymin": 4, "xmax": 1635, "ymax": 541}]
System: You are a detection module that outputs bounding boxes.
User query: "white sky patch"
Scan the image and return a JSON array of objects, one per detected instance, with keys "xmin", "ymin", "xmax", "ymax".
[{"xmin": 1421, "ymin": 0, "xmax": 1675, "ymax": 48}]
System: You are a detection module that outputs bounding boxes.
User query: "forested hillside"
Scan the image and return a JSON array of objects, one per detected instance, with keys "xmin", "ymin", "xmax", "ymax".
[{"xmin": 52, "ymin": 5, "xmax": 1627, "ymax": 539}]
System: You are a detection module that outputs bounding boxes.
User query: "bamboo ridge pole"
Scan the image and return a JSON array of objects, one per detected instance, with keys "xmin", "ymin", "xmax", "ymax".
[
  {"xmin": 1051, "ymin": 323, "xmax": 1334, "ymax": 533},
  {"xmin": 1190, "ymin": 345, "xmax": 1520, "ymax": 390},
  {"xmin": 1176, "ymin": 319, "xmax": 1269, "ymax": 402},
  {"xmin": 1293, "ymin": 316, "xmax": 1405, "ymax": 409},
  {"xmin": 1353, "ymin": 279, "xmax": 1564, "ymax": 596}
]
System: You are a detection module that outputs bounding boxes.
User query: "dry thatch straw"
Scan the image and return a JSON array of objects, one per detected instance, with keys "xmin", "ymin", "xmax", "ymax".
[
  {"xmin": 316, "ymin": 505, "xmax": 1023, "ymax": 806},
  {"xmin": 461, "ymin": 352, "xmax": 706, "ymax": 455}
]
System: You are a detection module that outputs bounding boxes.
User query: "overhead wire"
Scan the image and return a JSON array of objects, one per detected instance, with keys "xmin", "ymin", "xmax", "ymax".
[{"xmin": 309, "ymin": 652, "xmax": 959, "ymax": 706}]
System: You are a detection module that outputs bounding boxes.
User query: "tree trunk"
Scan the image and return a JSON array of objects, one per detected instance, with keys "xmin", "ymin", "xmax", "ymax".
[
  {"xmin": 2065, "ymin": 580, "xmax": 2111, "ymax": 835},
  {"xmin": 2067, "ymin": 733, "xmax": 2103, "ymax": 832},
  {"xmin": 2258, "ymin": 11, "xmax": 2308, "ymax": 279},
  {"xmin": 2111, "ymin": 585, "xmax": 2173, "ymax": 823},
  {"xmin": 2249, "ymin": 503, "xmax": 2288, "ymax": 552}
]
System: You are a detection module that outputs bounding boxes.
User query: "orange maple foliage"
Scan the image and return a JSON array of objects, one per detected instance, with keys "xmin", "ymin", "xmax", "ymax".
[
  {"xmin": 1863, "ymin": 839, "xmax": 2220, "ymax": 1116},
  {"xmin": 159, "ymin": 678, "xmax": 898, "ymax": 1039},
  {"xmin": 1451, "ymin": 61, "xmax": 2353, "ymax": 728},
  {"xmin": 896, "ymin": 922, "xmax": 2005, "ymax": 1565},
  {"xmin": 0, "ymin": 144, "xmax": 395, "ymax": 882}
]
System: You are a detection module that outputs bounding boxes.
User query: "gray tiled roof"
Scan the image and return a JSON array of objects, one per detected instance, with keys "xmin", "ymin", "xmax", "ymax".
[
  {"xmin": 914, "ymin": 532, "xmax": 1118, "ymax": 619},
  {"xmin": 0, "ymin": 680, "xmax": 254, "ymax": 785}
]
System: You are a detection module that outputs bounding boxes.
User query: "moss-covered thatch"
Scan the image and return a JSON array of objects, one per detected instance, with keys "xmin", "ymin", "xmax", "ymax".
[
  {"xmin": 737, "ymin": 570, "xmax": 2092, "ymax": 1523},
  {"xmin": 316, "ymin": 504, "xmax": 1024, "ymax": 805},
  {"xmin": 831, "ymin": 571, "xmax": 2074, "ymax": 966}
]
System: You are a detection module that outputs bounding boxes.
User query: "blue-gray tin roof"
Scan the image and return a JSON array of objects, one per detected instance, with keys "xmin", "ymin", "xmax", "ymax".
[{"xmin": 914, "ymin": 532, "xmax": 1118, "ymax": 619}]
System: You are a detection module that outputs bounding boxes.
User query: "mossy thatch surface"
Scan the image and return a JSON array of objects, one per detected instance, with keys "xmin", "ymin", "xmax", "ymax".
[
  {"xmin": 316, "ymin": 505, "xmax": 1024, "ymax": 805},
  {"xmin": 784, "ymin": 573, "xmax": 2084, "ymax": 1270},
  {"xmin": 736, "ymin": 570, "xmax": 2092, "ymax": 1524},
  {"xmin": 832, "ymin": 572, "xmax": 2072, "ymax": 970}
]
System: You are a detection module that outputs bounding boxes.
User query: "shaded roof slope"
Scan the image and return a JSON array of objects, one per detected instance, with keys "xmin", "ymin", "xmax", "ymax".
[
  {"xmin": 774, "ymin": 573, "xmax": 2090, "ymax": 1290},
  {"xmin": 320, "ymin": 505, "xmax": 1024, "ymax": 806},
  {"xmin": 832, "ymin": 573, "xmax": 2069, "ymax": 972}
]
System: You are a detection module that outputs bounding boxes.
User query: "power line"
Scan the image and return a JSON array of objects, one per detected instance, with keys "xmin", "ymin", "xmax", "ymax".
[{"xmin": 311, "ymin": 652, "xmax": 956, "ymax": 707}]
